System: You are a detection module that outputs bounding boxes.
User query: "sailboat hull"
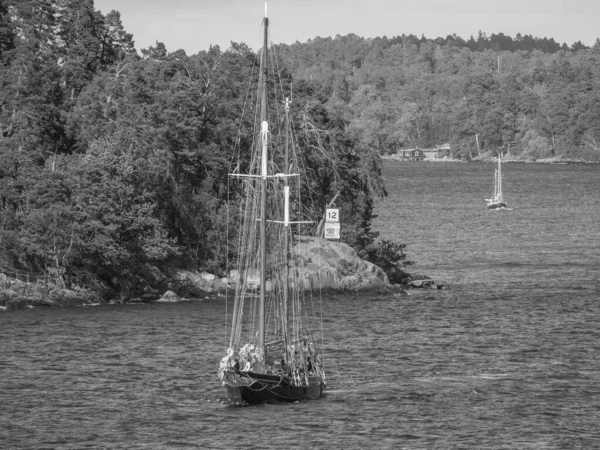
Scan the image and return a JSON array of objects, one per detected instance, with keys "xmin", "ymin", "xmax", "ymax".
[
  {"xmin": 487, "ymin": 201, "xmax": 507, "ymax": 210},
  {"xmin": 222, "ymin": 369, "xmax": 325, "ymax": 404}
]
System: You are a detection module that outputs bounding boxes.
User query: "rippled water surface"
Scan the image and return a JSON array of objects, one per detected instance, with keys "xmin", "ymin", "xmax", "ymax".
[{"xmin": 2, "ymin": 162, "xmax": 599, "ymax": 449}]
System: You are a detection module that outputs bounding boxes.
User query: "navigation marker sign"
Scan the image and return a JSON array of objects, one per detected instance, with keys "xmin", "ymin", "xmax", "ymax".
[{"xmin": 324, "ymin": 208, "xmax": 340, "ymax": 239}]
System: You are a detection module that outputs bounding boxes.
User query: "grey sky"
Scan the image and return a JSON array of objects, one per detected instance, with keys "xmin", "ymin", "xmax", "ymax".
[{"xmin": 94, "ymin": 0, "xmax": 600, "ymax": 54}]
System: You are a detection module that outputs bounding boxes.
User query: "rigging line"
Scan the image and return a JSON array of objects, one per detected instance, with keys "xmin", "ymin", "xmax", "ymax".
[
  {"xmin": 270, "ymin": 33, "xmax": 290, "ymax": 127},
  {"xmin": 267, "ymin": 38, "xmax": 310, "ymax": 232},
  {"xmin": 231, "ymin": 175, "xmax": 250, "ymax": 348},
  {"xmin": 317, "ymin": 238, "xmax": 325, "ymax": 371},
  {"xmin": 297, "ymin": 240, "xmax": 316, "ymax": 341},
  {"xmin": 225, "ymin": 169, "xmax": 230, "ymax": 352},
  {"xmin": 233, "ymin": 177, "xmax": 262, "ymax": 347},
  {"xmin": 289, "ymin": 120, "xmax": 319, "ymax": 233},
  {"xmin": 301, "ymin": 286, "xmax": 316, "ymax": 343},
  {"xmin": 228, "ymin": 51, "xmax": 265, "ymax": 350},
  {"xmin": 266, "ymin": 26, "xmax": 282, "ymax": 129},
  {"xmin": 229, "ymin": 46, "xmax": 259, "ymax": 174},
  {"xmin": 288, "ymin": 119, "xmax": 310, "ymax": 217}
]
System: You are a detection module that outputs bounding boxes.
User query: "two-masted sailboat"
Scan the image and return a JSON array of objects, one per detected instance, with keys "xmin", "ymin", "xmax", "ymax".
[
  {"xmin": 218, "ymin": 4, "xmax": 326, "ymax": 404},
  {"xmin": 485, "ymin": 154, "xmax": 507, "ymax": 209}
]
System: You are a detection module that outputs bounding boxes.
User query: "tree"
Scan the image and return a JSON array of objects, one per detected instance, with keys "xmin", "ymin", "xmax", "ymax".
[
  {"xmin": 17, "ymin": 143, "xmax": 180, "ymax": 283},
  {"xmin": 100, "ymin": 10, "xmax": 136, "ymax": 65},
  {"xmin": 0, "ymin": 1, "xmax": 14, "ymax": 59},
  {"xmin": 570, "ymin": 41, "xmax": 588, "ymax": 52}
]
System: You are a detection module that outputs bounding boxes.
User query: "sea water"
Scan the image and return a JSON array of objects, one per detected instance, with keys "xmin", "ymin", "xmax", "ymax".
[{"xmin": 1, "ymin": 162, "xmax": 599, "ymax": 449}]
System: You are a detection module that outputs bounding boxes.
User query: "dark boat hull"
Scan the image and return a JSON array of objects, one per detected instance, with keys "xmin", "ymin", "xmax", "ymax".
[
  {"xmin": 222, "ymin": 370, "xmax": 325, "ymax": 404},
  {"xmin": 487, "ymin": 201, "xmax": 507, "ymax": 210}
]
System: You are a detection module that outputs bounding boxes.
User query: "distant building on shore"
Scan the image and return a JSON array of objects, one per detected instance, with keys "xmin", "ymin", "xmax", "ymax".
[
  {"xmin": 397, "ymin": 143, "xmax": 451, "ymax": 161},
  {"xmin": 400, "ymin": 148, "xmax": 426, "ymax": 161}
]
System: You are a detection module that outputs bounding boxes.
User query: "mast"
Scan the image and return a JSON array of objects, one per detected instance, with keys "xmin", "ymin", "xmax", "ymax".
[
  {"xmin": 493, "ymin": 170, "xmax": 497, "ymax": 199},
  {"xmin": 258, "ymin": 2, "xmax": 269, "ymax": 354},
  {"xmin": 283, "ymin": 96, "xmax": 291, "ymax": 354},
  {"xmin": 497, "ymin": 155, "xmax": 502, "ymax": 200}
]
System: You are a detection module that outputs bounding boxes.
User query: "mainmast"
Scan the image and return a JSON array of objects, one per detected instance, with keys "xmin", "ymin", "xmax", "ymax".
[
  {"xmin": 283, "ymin": 95, "xmax": 291, "ymax": 353},
  {"xmin": 497, "ymin": 155, "xmax": 502, "ymax": 200},
  {"xmin": 493, "ymin": 170, "xmax": 497, "ymax": 199},
  {"xmin": 258, "ymin": 2, "xmax": 269, "ymax": 355}
]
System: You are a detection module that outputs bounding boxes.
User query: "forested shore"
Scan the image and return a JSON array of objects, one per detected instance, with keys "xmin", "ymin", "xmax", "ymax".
[
  {"xmin": 276, "ymin": 33, "xmax": 600, "ymax": 162},
  {"xmin": 1, "ymin": 1, "xmax": 599, "ymax": 306}
]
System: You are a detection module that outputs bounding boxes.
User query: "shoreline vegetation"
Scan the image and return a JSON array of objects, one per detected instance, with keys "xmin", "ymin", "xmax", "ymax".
[
  {"xmin": 0, "ymin": 237, "xmax": 442, "ymax": 311},
  {"xmin": 382, "ymin": 152, "xmax": 599, "ymax": 164},
  {"xmin": 2, "ymin": 3, "xmax": 598, "ymax": 311}
]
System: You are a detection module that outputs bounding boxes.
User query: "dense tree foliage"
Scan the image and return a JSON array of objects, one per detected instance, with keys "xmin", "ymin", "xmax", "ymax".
[
  {"xmin": 1, "ymin": 1, "xmax": 599, "ymax": 290},
  {"xmin": 0, "ymin": 1, "xmax": 385, "ymax": 288},
  {"xmin": 276, "ymin": 33, "xmax": 600, "ymax": 160}
]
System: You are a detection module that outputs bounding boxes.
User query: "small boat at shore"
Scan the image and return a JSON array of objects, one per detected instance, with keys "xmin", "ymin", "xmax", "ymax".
[{"xmin": 485, "ymin": 155, "xmax": 507, "ymax": 210}]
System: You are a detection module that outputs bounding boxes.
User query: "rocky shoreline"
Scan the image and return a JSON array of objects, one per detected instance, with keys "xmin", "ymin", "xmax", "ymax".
[{"xmin": 0, "ymin": 237, "xmax": 442, "ymax": 311}]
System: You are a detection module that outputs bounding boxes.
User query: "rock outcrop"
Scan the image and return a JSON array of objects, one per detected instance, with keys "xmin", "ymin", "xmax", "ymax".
[
  {"xmin": 157, "ymin": 290, "xmax": 181, "ymax": 302},
  {"xmin": 290, "ymin": 236, "xmax": 388, "ymax": 291},
  {"xmin": 405, "ymin": 274, "xmax": 441, "ymax": 289},
  {"xmin": 152, "ymin": 236, "xmax": 444, "ymax": 300},
  {"xmin": 164, "ymin": 236, "xmax": 390, "ymax": 298},
  {"xmin": 367, "ymin": 255, "xmax": 444, "ymax": 290}
]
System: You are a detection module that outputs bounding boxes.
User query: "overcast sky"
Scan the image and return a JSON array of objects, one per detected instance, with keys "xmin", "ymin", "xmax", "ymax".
[{"xmin": 94, "ymin": 0, "xmax": 600, "ymax": 54}]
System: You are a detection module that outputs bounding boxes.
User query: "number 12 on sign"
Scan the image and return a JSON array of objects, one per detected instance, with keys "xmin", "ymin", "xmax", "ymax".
[{"xmin": 326, "ymin": 208, "xmax": 339, "ymax": 223}]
